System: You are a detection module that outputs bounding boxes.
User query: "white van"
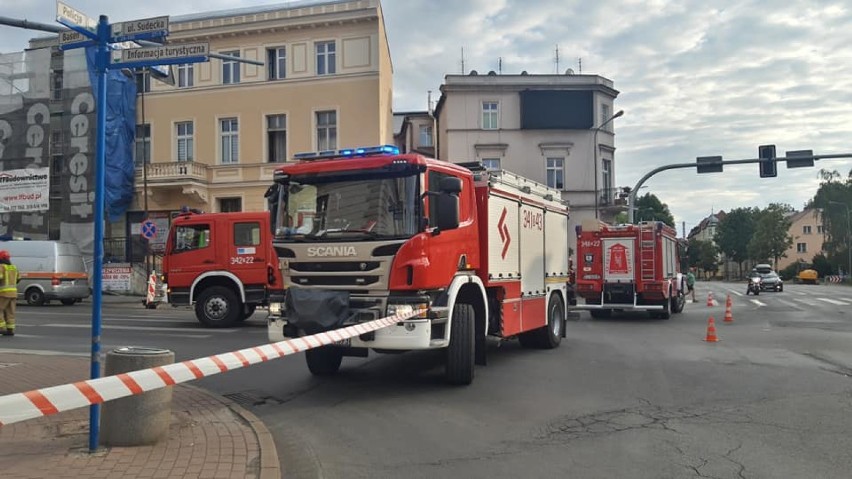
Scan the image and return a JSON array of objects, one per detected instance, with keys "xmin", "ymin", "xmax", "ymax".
[{"xmin": 1, "ymin": 240, "xmax": 92, "ymax": 306}]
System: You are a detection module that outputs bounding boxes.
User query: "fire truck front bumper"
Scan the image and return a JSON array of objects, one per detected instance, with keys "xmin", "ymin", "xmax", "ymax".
[{"xmin": 267, "ymin": 316, "xmax": 440, "ymax": 350}]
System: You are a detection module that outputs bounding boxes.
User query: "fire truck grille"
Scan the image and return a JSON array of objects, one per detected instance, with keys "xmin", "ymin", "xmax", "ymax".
[
  {"xmin": 290, "ymin": 276, "xmax": 381, "ymax": 287},
  {"xmin": 289, "ymin": 261, "xmax": 380, "ymax": 273}
]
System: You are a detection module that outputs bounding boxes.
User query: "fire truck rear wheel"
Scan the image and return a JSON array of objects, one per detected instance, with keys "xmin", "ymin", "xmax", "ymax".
[
  {"xmin": 653, "ymin": 294, "xmax": 672, "ymax": 320},
  {"xmin": 306, "ymin": 347, "xmax": 343, "ymax": 376},
  {"xmin": 446, "ymin": 303, "xmax": 475, "ymax": 385},
  {"xmin": 519, "ymin": 295, "xmax": 564, "ymax": 349},
  {"xmin": 195, "ymin": 286, "xmax": 241, "ymax": 328}
]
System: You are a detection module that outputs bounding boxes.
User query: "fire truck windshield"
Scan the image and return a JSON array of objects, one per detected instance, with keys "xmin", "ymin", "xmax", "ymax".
[{"xmin": 275, "ymin": 172, "xmax": 420, "ymax": 242}]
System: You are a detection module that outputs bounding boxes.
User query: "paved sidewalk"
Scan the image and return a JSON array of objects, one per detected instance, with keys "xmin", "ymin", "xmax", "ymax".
[{"xmin": 0, "ymin": 352, "xmax": 280, "ymax": 479}]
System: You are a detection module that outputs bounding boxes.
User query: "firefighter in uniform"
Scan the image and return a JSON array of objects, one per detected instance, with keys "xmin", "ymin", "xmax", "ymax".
[{"xmin": 0, "ymin": 250, "xmax": 19, "ymax": 336}]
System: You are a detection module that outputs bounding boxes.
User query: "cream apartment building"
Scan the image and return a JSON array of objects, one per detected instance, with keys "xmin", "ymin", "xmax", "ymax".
[
  {"xmin": 435, "ymin": 72, "xmax": 620, "ymax": 252},
  {"xmin": 778, "ymin": 209, "xmax": 825, "ymax": 270},
  {"xmin": 124, "ymin": 0, "xmax": 392, "ymax": 256}
]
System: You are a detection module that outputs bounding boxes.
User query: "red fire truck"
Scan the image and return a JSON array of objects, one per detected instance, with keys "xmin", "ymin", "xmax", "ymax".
[
  {"xmin": 162, "ymin": 210, "xmax": 284, "ymax": 327},
  {"xmin": 266, "ymin": 145, "xmax": 571, "ymax": 384},
  {"xmin": 574, "ymin": 220, "xmax": 686, "ymax": 319}
]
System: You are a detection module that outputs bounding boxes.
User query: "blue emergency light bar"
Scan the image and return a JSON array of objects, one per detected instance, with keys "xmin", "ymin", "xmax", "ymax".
[{"xmin": 293, "ymin": 144, "xmax": 400, "ymax": 161}]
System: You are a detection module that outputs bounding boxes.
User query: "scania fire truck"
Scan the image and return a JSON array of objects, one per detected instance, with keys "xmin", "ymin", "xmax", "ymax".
[
  {"xmin": 266, "ymin": 145, "xmax": 571, "ymax": 384},
  {"xmin": 163, "ymin": 210, "xmax": 284, "ymax": 327},
  {"xmin": 574, "ymin": 220, "xmax": 686, "ymax": 319}
]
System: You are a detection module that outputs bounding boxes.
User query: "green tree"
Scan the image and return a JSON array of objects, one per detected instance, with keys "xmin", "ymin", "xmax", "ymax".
[
  {"xmin": 687, "ymin": 238, "xmax": 719, "ymax": 277},
  {"xmin": 632, "ymin": 193, "xmax": 675, "ymax": 227},
  {"xmin": 747, "ymin": 204, "xmax": 794, "ymax": 267},
  {"xmin": 812, "ymin": 253, "xmax": 833, "ymax": 277},
  {"xmin": 807, "ymin": 168, "xmax": 852, "ymax": 274},
  {"xmin": 715, "ymin": 207, "xmax": 757, "ymax": 277}
]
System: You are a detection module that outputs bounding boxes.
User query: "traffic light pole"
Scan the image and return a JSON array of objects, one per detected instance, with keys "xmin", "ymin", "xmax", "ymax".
[{"xmin": 626, "ymin": 153, "xmax": 852, "ymax": 224}]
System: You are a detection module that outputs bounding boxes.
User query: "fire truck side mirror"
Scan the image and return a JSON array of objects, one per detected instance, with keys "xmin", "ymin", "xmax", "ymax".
[
  {"xmin": 434, "ymin": 193, "xmax": 460, "ymax": 231},
  {"xmin": 439, "ymin": 177, "xmax": 462, "ymax": 194}
]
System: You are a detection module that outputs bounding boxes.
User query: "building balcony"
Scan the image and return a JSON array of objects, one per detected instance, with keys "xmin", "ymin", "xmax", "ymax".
[{"xmin": 136, "ymin": 161, "xmax": 210, "ymax": 204}]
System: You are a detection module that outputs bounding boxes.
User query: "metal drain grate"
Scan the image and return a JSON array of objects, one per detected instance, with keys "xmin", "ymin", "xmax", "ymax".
[{"xmin": 223, "ymin": 390, "xmax": 284, "ymax": 408}]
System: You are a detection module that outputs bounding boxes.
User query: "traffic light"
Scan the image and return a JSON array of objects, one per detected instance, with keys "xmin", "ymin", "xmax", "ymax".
[{"xmin": 758, "ymin": 144, "xmax": 777, "ymax": 178}]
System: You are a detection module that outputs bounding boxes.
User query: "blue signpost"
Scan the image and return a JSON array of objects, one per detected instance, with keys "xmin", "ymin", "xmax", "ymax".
[{"xmin": 55, "ymin": 0, "xmax": 210, "ymax": 452}]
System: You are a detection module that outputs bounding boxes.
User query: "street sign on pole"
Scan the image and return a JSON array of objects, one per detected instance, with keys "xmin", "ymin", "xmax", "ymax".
[
  {"xmin": 110, "ymin": 15, "xmax": 169, "ymax": 43},
  {"xmin": 696, "ymin": 155, "xmax": 723, "ymax": 174},
  {"xmin": 56, "ymin": 1, "xmax": 96, "ymax": 37},
  {"xmin": 58, "ymin": 29, "xmax": 94, "ymax": 49},
  {"xmin": 786, "ymin": 149, "xmax": 815, "ymax": 168},
  {"xmin": 141, "ymin": 220, "xmax": 158, "ymax": 240},
  {"xmin": 113, "ymin": 42, "xmax": 209, "ymax": 69}
]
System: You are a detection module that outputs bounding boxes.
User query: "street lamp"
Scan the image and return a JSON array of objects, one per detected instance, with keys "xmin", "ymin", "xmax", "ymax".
[
  {"xmin": 828, "ymin": 200, "xmax": 851, "ymax": 278},
  {"xmin": 593, "ymin": 109, "xmax": 624, "ymax": 218}
]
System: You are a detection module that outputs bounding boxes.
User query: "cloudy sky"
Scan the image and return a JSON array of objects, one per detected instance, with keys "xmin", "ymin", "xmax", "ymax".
[{"xmin": 2, "ymin": 0, "xmax": 852, "ymax": 233}]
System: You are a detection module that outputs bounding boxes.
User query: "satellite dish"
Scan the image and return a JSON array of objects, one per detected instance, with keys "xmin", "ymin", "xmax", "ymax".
[
  {"xmin": 566, "ymin": 68, "xmax": 575, "ymax": 75},
  {"xmin": 487, "ymin": 70, "xmax": 497, "ymax": 76},
  {"xmin": 520, "ymin": 70, "xmax": 528, "ymax": 75},
  {"xmin": 469, "ymin": 70, "xmax": 478, "ymax": 75}
]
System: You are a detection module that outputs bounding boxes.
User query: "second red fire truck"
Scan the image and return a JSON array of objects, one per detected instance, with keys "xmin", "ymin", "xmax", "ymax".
[
  {"xmin": 574, "ymin": 220, "xmax": 686, "ymax": 319},
  {"xmin": 266, "ymin": 145, "xmax": 571, "ymax": 385}
]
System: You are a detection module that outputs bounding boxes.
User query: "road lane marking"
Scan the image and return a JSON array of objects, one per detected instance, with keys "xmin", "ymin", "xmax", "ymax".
[
  {"xmin": 40, "ymin": 324, "xmax": 239, "ymax": 333},
  {"xmin": 750, "ymin": 299, "xmax": 766, "ymax": 307},
  {"xmin": 793, "ymin": 298, "xmax": 818, "ymax": 306},
  {"xmin": 816, "ymin": 298, "xmax": 850, "ymax": 306},
  {"xmin": 777, "ymin": 299, "xmax": 801, "ymax": 308},
  {"xmin": 0, "ymin": 348, "xmax": 88, "ymax": 356}
]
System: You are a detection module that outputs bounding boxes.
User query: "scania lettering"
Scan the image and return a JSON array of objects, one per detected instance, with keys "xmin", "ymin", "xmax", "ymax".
[
  {"xmin": 162, "ymin": 210, "xmax": 284, "ymax": 327},
  {"xmin": 306, "ymin": 246, "xmax": 357, "ymax": 257},
  {"xmin": 574, "ymin": 220, "xmax": 686, "ymax": 319},
  {"xmin": 267, "ymin": 146, "xmax": 571, "ymax": 385}
]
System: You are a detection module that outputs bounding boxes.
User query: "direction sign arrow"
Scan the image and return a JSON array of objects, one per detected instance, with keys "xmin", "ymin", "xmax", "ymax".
[
  {"xmin": 56, "ymin": 1, "xmax": 97, "ymax": 38},
  {"xmin": 113, "ymin": 42, "xmax": 210, "ymax": 69},
  {"xmin": 111, "ymin": 15, "xmax": 169, "ymax": 43}
]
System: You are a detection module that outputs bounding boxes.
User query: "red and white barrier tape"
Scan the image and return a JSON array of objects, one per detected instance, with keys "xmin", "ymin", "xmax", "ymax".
[{"xmin": 0, "ymin": 309, "xmax": 422, "ymax": 427}]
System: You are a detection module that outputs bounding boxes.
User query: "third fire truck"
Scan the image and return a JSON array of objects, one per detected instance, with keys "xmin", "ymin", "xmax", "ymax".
[
  {"xmin": 266, "ymin": 145, "xmax": 571, "ymax": 385},
  {"xmin": 574, "ymin": 220, "xmax": 686, "ymax": 319}
]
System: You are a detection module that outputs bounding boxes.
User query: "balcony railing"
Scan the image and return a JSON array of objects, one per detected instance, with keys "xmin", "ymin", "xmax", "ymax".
[{"xmin": 137, "ymin": 161, "xmax": 208, "ymax": 182}]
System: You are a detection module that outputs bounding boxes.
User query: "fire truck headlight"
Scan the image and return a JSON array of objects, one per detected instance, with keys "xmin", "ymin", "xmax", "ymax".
[
  {"xmin": 269, "ymin": 302, "xmax": 282, "ymax": 316},
  {"xmin": 387, "ymin": 302, "xmax": 429, "ymax": 318}
]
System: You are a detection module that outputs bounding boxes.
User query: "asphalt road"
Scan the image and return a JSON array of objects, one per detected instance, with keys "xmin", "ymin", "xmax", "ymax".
[{"xmin": 5, "ymin": 282, "xmax": 852, "ymax": 479}]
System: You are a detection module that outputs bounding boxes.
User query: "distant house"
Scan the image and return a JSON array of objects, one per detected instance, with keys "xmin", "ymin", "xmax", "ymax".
[
  {"xmin": 778, "ymin": 209, "xmax": 825, "ymax": 271},
  {"xmin": 687, "ymin": 211, "xmax": 726, "ymax": 243}
]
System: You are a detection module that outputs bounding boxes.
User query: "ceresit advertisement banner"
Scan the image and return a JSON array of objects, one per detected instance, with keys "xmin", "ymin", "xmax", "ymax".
[
  {"xmin": 603, "ymin": 238, "xmax": 634, "ymax": 281},
  {"xmin": 0, "ymin": 167, "xmax": 49, "ymax": 212}
]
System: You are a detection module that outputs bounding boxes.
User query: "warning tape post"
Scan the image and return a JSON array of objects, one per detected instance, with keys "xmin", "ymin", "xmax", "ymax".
[{"xmin": 0, "ymin": 309, "xmax": 421, "ymax": 427}]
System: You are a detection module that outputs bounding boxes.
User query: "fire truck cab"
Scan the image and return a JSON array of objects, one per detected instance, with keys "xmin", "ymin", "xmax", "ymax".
[
  {"xmin": 575, "ymin": 220, "xmax": 686, "ymax": 319},
  {"xmin": 266, "ymin": 145, "xmax": 571, "ymax": 384},
  {"xmin": 163, "ymin": 210, "xmax": 284, "ymax": 327}
]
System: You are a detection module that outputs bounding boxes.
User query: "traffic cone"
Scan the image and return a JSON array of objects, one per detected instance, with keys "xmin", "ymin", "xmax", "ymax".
[
  {"xmin": 706, "ymin": 292, "xmax": 714, "ymax": 307},
  {"xmin": 704, "ymin": 317, "xmax": 719, "ymax": 342},
  {"xmin": 145, "ymin": 272, "xmax": 158, "ymax": 309},
  {"xmin": 723, "ymin": 295, "xmax": 734, "ymax": 323}
]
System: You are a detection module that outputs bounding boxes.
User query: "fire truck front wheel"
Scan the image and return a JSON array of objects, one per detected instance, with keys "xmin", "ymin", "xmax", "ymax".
[
  {"xmin": 195, "ymin": 286, "xmax": 241, "ymax": 328},
  {"xmin": 306, "ymin": 347, "xmax": 343, "ymax": 376},
  {"xmin": 446, "ymin": 303, "xmax": 475, "ymax": 385}
]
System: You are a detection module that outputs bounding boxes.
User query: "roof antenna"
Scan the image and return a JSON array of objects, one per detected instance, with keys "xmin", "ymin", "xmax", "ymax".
[
  {"xmin": 460, "ymin": 47, "xmax": 465, "ymax": 74},
  {"xmin": 498, "ymin": 57, "xmax": 502, "ymax": 74},
  {"xmin": 578, "ymin": 57, "xmax": 582, "ymax": 73},
  {"xmin": 554, "ymin": 44, "xmax": 560, "ymax": 73}
]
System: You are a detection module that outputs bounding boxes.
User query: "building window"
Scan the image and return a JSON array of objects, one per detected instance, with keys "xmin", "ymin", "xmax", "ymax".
[
  {"xmin": 797, "ymin": 242, "xmax": 807, "ymax": 253},
  {"xmin": 177, "ymin": 64, "xmax": 194, "ymax": 88},
  {"xmin": 135, "ymin": 124, "xmax": 151, "ymax": 166},
  {"xmin": 267, "ymin": 114, "xmax": 287, "ymax": 163},
  {"xmin": 419, "ymin": 125, "xmax": 433, "ymax": 147},
  {"xmin": 482, "ymin": 101, "xmax": 498, "ymax": 130},
  {"xmin": 818, "ymin": 225, "xmax": 824, "ymax": 234},
  {"xmin": 51, "ymin": 70, "xmax": 63, "ymax": 100},
  {"xmin": 482, "ymin": 158, "xmax": 500, "ymax": 170},
  {"xmin": 602, "ymin": 158, "xmax": 612, "ymax": 204},
  {"xmin": 802, "ymin": 225, "xmax": 812, "ymax": 234},
  {"xmin": 220, "ymin": 118, "xmax": 239, "ymax": 164},
  {"xmin": 316, "ymin": 110, "xmax": 337, "ymax": 151},
  {"xmin": 222, "ymin": 51, "xmax": 241, "ymax": 84},
  {"xmin": 601, "ymin": 104, "xmax": 612, "ymax": 132},
  {"xmin": 218, "ymin": 198, "xmax": 242, "ymax": 213},
  {"xmin": 316, "ymin": 41, "xmax": 336, "ymax": 75},
  {"xmin": 546, "ymin": 157, "xmax": 564, "ymax": 189},
  {"xmin": 176, "ymin": 121, "xmax": 194, "ymax": 162},
  {"xmin": 135, "ymin": 69, "xmax": 150, "ymax": 93},
  {"xmin": 267, "ymin": 47, "xmax": 286, "ymax": 80}
]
